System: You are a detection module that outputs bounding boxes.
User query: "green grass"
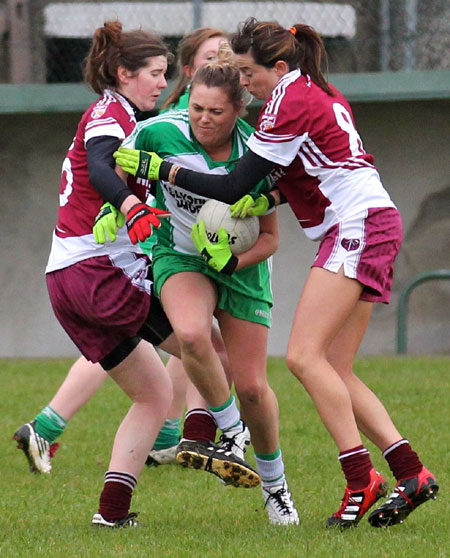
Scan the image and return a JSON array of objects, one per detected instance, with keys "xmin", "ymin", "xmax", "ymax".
[{"xmin": 1, "ymin": 357, "xmax": 448, "ymax": 558}]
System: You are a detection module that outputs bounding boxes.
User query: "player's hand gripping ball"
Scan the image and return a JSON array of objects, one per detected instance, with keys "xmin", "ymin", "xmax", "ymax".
[
  {"xmin": 230, "ymin": 192, "xmax": 275, "ymax": 218},
  {"xmin": 196, "ymin": 199, "xmax": 259, "ymax": 255},
  {"xmin": 191, "ymin": 220, "xmax": 238, "ymax": 275}
]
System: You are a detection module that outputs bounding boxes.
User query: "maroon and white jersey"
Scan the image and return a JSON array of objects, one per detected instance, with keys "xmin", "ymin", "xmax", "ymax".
[
  {"xmin": 46, "ymin": 90, "xmax": 152, "ymax": 272},
  {"xmin": 247, "ymin": 70, "xmax": 395, "ymax": 240}
]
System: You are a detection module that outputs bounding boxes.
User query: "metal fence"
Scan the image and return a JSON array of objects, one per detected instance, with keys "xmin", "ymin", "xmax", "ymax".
[{"xmin": 2, "ymin": 0, "xmax": 450, "ymax": 83}]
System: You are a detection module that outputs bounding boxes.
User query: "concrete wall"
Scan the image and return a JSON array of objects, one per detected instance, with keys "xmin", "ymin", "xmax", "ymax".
[{"xmin": 1, "ymin": 100, "xmax": 449, "ymax": 358}]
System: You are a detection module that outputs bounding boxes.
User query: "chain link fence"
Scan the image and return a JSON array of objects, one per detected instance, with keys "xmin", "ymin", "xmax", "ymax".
[{"xmin": 1, "ymin": 0, "xmax": 450, "ymax": 83}]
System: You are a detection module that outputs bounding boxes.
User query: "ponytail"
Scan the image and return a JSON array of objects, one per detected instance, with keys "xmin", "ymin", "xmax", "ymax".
[
  {"xmin": 231, "ymin": 17, "xmax": 334, "ymax": 96},
  {"xmin": 289, "ymin": 23, "xmax": 333, "ymax": 96},
  {"xmin": 84, "ymin": 21, "xmax": 123, "ymax": 94}
]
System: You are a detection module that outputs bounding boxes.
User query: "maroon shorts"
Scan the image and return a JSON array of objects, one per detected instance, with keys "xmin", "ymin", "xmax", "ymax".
[
  {"xmin": 312, "ymin": 207, "xmax": 403, "ymax": 303},
  {"xmin": 46, "ymin": 254, "xmax": 152, "ymax": 362}
]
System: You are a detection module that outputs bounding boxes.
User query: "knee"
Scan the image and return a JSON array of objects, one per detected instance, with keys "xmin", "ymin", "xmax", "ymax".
[
  {"xmin": 286, "ymin": 346, "xmax": 317, "ymax": 383},
  {"xmin": 134, "ymin": 370, "xmax": 173, "ymax": 411},
  {"xmin": 235, "ymin": 380, "xmax": 265, "ymax": 407},
  {"xmin": 177, "ymin": 329, "xmax": 211, "ymax": 358}
]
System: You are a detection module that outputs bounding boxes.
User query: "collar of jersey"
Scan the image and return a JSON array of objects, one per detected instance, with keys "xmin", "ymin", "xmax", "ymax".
[{"xmin": 189, "ymin": 125, "xmax": 241, "ymax": 171}]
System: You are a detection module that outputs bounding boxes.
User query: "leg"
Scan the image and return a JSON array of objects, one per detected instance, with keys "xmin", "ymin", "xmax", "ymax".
[
  {"xmin": 146, "ymin": 355, "xmax": 188, "ymax": 465},
  {"xmin": 286, "ymin": 267, "xmax": 363, "ymax": 451},
  {"xmin": 106, "ymin": 340, "xmax": 172, "ymax": 475},
  {"xmin": 93, "ymin": 339, "xmax": 172, "ymax": 527},
  {"xmin": 161, "ymin": 273, "xmax": 259, "ymax": 487},
  {"xmin": 217, "ymin": 312, "xmax": 278, "ymax": 455},
  {"xmin": 149, "ymin": 321, "xmax": 230, "ymax": 464},
  {"xmin": 183, "ymin": 329, "xmax": 224, "ymax": 443},
  {"xmin": 49, "ymin": 356, "xmax": 108, "ymax": 421},
  {"xmin": 211, "ymin": 321, "xmax": 232, "ymax": 386},
  {"xmin": 182, "ymin": 381, "xmax": 218, "ymax": 447},
  {"xmin": 326, "ymin": 300, "xmax": 402, "ymax": 451},
  {"xmin": 167, "ymin": 322, "xmax": 231, "ymax": 420},
  {"xmin": 160, "ymin": 272, "xmax": 230, "ymax": 407},
  {"xmin": 180, "ymin": 320, "xmax": 231, "ymax": 443},
  {"xmin": 13, "ymin": 355, "xmax": 108, "ymax": 473},
  {"xmin": 164, "ymin": 356, "xmax": 189, "ymax": 420},
  {"xmin": 286, "ymin": 267, "xmax": 386, "ymax": 528},
  {"xmin": 217, "ymin": 312, "xmax": 298, "ymax": 525},
  {"xmin": 326, "ymin": 300, "xmax": 439, "ymax": 528},
  {"xmin": 179, "ymin": 320, "xmax": 230, "ymax": 444}
]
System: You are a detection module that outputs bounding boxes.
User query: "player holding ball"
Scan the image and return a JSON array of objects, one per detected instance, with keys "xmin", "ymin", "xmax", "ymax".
[{"xmin": 117, "ymin": 55, "xmax": 299, "ymax": 525}]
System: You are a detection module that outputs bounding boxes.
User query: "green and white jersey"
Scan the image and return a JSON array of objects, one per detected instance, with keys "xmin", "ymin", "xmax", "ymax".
[
  {"xmin": 160, "ymin": 88, "xmax": 190, "ymax": 113},
  {"xmin": 123, "ymin": 109, "xmax": 274, "ymax": 315},
  {"xmin": 123, "ymin": 109, "xmax": 272, "ymax": 255}
]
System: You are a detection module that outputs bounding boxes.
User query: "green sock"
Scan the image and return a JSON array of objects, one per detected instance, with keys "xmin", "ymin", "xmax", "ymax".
[
  {"xmin": 152, "ymin": 419, "xmax": 181, "ymax": 450},
  {"xmin": 209, "ymin": 394, "xmax": 235, "ymax": 413},
  {"xmin": 34, "ymin": 406, "xmax": 67, "ymax": 444}
]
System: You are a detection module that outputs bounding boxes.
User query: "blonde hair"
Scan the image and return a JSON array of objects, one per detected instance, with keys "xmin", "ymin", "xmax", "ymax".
[{"xmin": 190, "ymin": 57, "xmax": 246, "ymax": 112}]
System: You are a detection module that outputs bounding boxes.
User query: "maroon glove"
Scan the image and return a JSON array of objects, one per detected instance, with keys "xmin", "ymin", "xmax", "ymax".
[{"xmin": 126, "ymin": 203, "xmax": 171, "ymax": 244}]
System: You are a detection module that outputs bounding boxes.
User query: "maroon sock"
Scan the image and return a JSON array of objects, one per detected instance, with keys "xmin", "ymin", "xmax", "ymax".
[
  {"xmin": 183, "ymin": 408, "xmax": 217, "ymax": 442},
  {"xmin": 383, "ymin": 439, "xmax": 422, "ymax": 481},
  {"xmin": 339, "ymin": 445, "xmax": 373, "ymax": 490},
  {"xmin": 98, "ymin": 471, "xmax": 137, "ymax": 521}
]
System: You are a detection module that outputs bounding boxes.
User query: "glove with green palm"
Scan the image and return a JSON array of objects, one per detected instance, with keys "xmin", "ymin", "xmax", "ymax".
[
  {"xmin": 191, "ymin": 221, "xmax": 238, "ymax": 275},
  {"xmin": 93, "ymin": 202, "xmax": 125, "ymax": 244},
  {"xmin": 230, "ymin": 191, "xmax": 276, "ymax": 218},
  {"xmin": 113, "ymin": 147, "xmax": 164, "ymax": 180}
]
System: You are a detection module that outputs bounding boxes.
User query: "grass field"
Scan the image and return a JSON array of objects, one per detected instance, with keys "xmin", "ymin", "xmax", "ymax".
[{"xmin": 1, "ymin": 356, "xmax": 448, "ymax": 558}]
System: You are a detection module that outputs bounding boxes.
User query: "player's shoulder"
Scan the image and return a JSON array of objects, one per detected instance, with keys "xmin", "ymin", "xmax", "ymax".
[
  {"xmin": 298, "ymin": 76, "xmax": 348, "ymax": 108},
  {"xmin": 136, "ymin": 109, "xmax": 190, "ymax": 144},
  {"xmin": 235, "ymin": 116, "xmax": 255, "ymax": 142},
  {"xmin": 270, "ymin": 71, "xmax": 349, "ymax": 120},
  {"xmin": 86, "ymin": 91, "xmax": 130, "ymax": 120},
  {"xmin": 262, "ymin": 69, "xmax": 304, "ymax": 117},
  {"xmin": 326, "ymin": 82, "xmax": 352, "ymax": 111},
  {"xmin": 137, "ymin": 109, "xmax": 189, "ymax": 134},
  {"xmin": 81, "ymin": 91, "xmax": 136, "ymax": 140}
]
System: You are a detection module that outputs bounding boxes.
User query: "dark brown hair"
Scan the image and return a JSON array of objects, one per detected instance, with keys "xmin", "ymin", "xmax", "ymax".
[
  {"xmin": 162, "ymin": 27, "xmax": 227, "ymax": 109},
  {"xmin": 83, "ymin": 20, "xmax": 172, "ymax": 95},
  {"xmin": 230, "ymin": 17, "xmax": 333, "ymax": 96}
]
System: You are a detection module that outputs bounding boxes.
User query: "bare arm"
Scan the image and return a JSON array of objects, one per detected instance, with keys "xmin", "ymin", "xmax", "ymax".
[{"xmin": 235, "ymin": 210, "xmax": 279, "ymax": 271}]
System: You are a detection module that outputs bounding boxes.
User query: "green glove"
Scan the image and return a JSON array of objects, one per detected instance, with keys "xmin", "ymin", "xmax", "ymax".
[
  {"xmin": 93, "ymin": 202, "xmax": 125, "ymax": 244},
  {"xmin": 113, "ymin": 147, "xmax": 163, "ymax": 180},
  {"xmin": 230, "ymin": 192, "xmax": 275, "ymax": 218},
  {"xmin": 191, "ymin": 221, "xmax": 238, "ymax": 275}
]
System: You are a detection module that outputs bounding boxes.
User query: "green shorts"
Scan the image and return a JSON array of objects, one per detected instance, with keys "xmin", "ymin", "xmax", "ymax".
[
  {"xmin": 152, "ymin": 245, "xmax": 272, "ymax": 327},
  {"xmin": 139, "ymin": 236, "xmax": 156, "ymax": 258}
]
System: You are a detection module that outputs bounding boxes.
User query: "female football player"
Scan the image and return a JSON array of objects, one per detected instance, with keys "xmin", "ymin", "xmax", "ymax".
[
  {"xmin": 14, "ymin": 21, "xmax": 253, "ymax": 529},
  {"xmin": 119, "ymin": 57, "xmax": 299, "ymax": 525},
  {"xmin": 161, "ymin": 26, "xmax": 227, "ymax": 111}
]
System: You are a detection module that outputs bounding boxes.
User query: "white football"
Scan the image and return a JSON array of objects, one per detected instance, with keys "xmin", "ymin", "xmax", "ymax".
[{"xmin": 196, "ymin": 199, "xmax": 260, "ymax": 255}]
